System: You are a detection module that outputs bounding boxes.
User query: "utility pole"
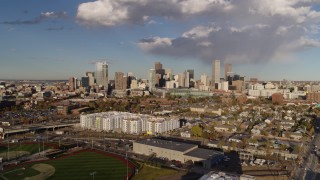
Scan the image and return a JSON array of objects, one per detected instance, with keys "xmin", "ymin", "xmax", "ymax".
[
  {"xmin": 90, "ymin": 171, "xmax": 97, "ymax": 180},
  {"xmin": 7, "ymin": 134, "xmax": 10, "ymax": 161},
  {"xmin": 42, "ymin": 138, "xmax": 45, "ymax": 156},
  {"xmin": 104, "ymin": 134, "xmax": 106, "ymax": 151},
  {"xmin": 38, "ymin": 138, "xmax": 40, "ymax": 156},
  {"xmin": 126, "ymin": 152, "xmax": 128, "ymax": 180}
]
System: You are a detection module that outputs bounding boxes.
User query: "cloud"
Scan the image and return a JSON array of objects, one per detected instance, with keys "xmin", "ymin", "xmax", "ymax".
[
  {"xmin": 76, "ymin": 0, "xmax": 320, "ymax": 64},
  {"xmin": 138, "ymin": 24, "xmax": 319, "ymax": 64},
  {"xmin": 3, "ymin": 11, "xmax": 67, "ymax": 25},
  {"xmin": 76, "ymin": 0, "xmax": 233, "ymax": 26},
  {"xmin": 133, "ymin": 0, "xmax": 319, "ymax": 64}
]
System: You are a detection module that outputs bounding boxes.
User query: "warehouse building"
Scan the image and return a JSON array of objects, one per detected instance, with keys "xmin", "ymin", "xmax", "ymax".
[{"xmin": 133, "ymin": 139, "xmax": 224, "ymax": 168}]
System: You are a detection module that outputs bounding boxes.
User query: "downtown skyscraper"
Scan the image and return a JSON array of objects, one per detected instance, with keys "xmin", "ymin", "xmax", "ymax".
[
  {"xmin": 115, "ymin": 72, "xmax": 128, "ymax": 90},
  {"xmin": 148, "ymin": 69, "xmax": 156, "ymax": 90},
  {"xmin": 224, "ymin": 63, "xmax": 232, "ymax": 80},
  {"xmin": 212, "ymin": 60, "xmax": 220, "ymax": 85},
  {"xmin": 95, "ymin": 61, "xmax": 108, "ymax": 88}
]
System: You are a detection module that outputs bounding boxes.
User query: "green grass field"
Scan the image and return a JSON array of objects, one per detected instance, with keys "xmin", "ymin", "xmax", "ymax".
[
  {"xmin": 0, "ymin": 143, "xmax": 53, "ymax": 154},
  {"xmin": 2, "ymin": 151, "xmax": 131, "ymax": 180},
  {"xmin": 133, "ymin": 163, "xmax": 178, "ymax": 180}
]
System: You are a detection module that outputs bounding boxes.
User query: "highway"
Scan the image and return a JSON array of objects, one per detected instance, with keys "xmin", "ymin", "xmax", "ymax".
[
  {"xmin": 295, "ymin": 118, "xmax": 320, "ymax": 180},
  {"xmin": 1, "ymin": 120, "xmax": 79, "ymax": 139}
]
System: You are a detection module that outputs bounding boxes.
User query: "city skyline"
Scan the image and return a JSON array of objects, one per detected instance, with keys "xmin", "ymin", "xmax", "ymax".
[{"xmin": 1, "ymin": 0, "xmax": 320, "ymax": 81}]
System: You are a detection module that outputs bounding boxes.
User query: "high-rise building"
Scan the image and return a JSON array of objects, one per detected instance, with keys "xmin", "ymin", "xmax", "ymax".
[
  {"xmin": 178, "ymin": 73, "xmax": 185, "ymax": 88},
  {"xmin": 69, "ymin": 77, "xmax": 76, "ymax": 92},
  {"xmin": 86, "ymin": 72, "xmax": 95, "ymax": 86},
  {"xmin": 127, "ymin": 72, "xmax": 134, "ymax": 89},
  {"xmin": 155, "ymin": 62, "xmax": 165, "ymax": 87},
  {"xmin": 122, "ymin": 76, "xmax": 128, "ymax": 90},
  {"xmin": 212, "ymin": 60, "xmax": 221, "ymax": 85},
  {"xmin": 187, "ymin": 69, "xmax": 194, "ymax": 80},
  {"xmin": 221, "ymin": 81, "xmax": 229, "ymax": 91},
  {"xmin": 201, "ymin": 74, "xmax": 209, "ymax": 86},
  {"xmin": 115, "ymin": 72, "xmax": 124, "ymax": 90},
  {"xmin": 76, "ymin": 79, "xmax": 81, "ymax": 88},
  {"xmin": 224, "ymin": 63, "xmax": 232, "ymax": 80},
  {"xmin": 184, "ymin": 71, "xmax": 190, "ymax": 88},
  {"xmin": 165, "ymin": 68, "xmax": 172, "ymax": 80},
  {"xmin": 187, "ymin": 69, "xmax": 194, "ymax": 87},
  {"xmin": 82, "ymin": 77, "xmax": 89, "ymax": 88},
  {"xmin": 148, "ymin": 69, "xmax": 156, "ymax": 90},
  {"xmin": 95, "ymin": 62, "xmax": 108, "ymax": 87},
  {"xmin": 155, "ymin": 62, "xmax": 163, "ymax": 74},
  {"xmin": 130, "ymin": 79, "xmax": 138, "ymax": 89}
]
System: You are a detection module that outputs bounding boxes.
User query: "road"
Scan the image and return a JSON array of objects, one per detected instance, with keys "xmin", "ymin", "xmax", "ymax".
[{"xmin": 295, "ymin": 118, "xmax": 320, "ymax": 180}]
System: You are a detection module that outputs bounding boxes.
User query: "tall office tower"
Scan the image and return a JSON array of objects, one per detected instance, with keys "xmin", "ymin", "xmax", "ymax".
[
  {"xmin": 201, "ymin": 74, "xmax": 208, "ymax": 86},
  {"xmin": 127, "ymin": 72, "xmax": 134, "ymax": 89},
  {"xmin": 86, "ymin": 72, "xmax": 95, "ymax": 86},
  {"xmin": 184, "ymin": 71, "xmax": 190, "ymax": 88},
  {"xmin": 187, "ymin": 69, "xmax": 194, "ymax": 80},
  {"xmin": 155, "ymin": 62, "xmax": 163, "ymax": 73},
  {"xmin": 177, "ymin": 73, "xmax": 185, "ymax": 87},
  {"xmin": 187, "ymin": 69, "xmax": 194, "ymax": 87},
  {"xmin": 95, "ymin": 61, "xmax": 108, "ymax": 87},
  {"xmin": 155, "ymin": 61, "xmax": 165, "ymax": 87},
  {"xmin": 122, "ymin": 76, "xmax": 128, "ymax": 90},
  {"xmin": 82, "ymin": 77, "xmax": 89, "ymax": 88},
  {"xmin": 148, "ymin": 69, "xmax": 156, "ymax": 90},
  {"xmin": 115, "ymin": 72, "xmax": 124, "ymax": 90},
  {"xmin": 76, "ymin": 79, "xmax": 81, "ymax": 88},
  {"xmin": 165, "ymin": 68, "xmax": 172, "ymax": 80},
  {"xmin": 69, "ymin": 77, "xmax": 76, "ymax": 92},
  {"xmin": 224, "ymin": 63, "xmax": 232, "ymax": 80},
  {"xmin": 212, "ymin": 60, "xmax": 221, "ymax": 85}
]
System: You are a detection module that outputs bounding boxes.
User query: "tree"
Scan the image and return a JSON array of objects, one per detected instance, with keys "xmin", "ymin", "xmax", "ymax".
[
  {"xmin": 261, "ymin": 130, "xmax": 269, "ymax": 136},
  {"xmin": 191, "ymin": 125, "xmax": 203, "ymax": 137},
  {"xmin": 231, "ymin": 141, "xmax": 237, "ymax": 150},
  {"xmin": 202, "ymin": 131, "xmax": 209, "ymax": 139},
  {"xmin": 309, "ymin": 127, "xmax": 315, "ymax": 135}
]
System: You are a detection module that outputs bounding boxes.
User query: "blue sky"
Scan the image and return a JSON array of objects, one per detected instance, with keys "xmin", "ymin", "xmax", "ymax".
[{"xmin": 1, "ymin": 0, "xmax": 320, "ymax": 81}]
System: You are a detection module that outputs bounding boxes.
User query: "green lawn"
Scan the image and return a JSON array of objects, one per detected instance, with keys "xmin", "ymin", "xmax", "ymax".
[
  {"xmin": 133, "ymin": 164, "xmax": 178, "ymax": 180},
  {"xmin": 0, "ymin": 143, "xmax": 53, "ymax": 154},
  {"xmin": 2, "ymin": 151, "xmax": 131, "ymax": 180}
]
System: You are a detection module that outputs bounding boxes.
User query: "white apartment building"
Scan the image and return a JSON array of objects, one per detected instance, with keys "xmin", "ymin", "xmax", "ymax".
[{"xmin": 80, "ymin": 111, "xmax": 179, "ymax": 134}]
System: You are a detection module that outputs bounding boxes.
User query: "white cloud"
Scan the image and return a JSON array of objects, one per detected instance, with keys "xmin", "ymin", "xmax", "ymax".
[
  {"xmin": 41, "ymin": 11, "xmax": 67, "ymax": 18},
  {"xmin": 179, "ymin": 0, "xmax": 233, "ymax": 14},
  {"xmin": 139, "ymin": 23, "xmax": 320, "ymax": 64},
  {"xmin": 138, "ymin": 37, "xmax": 172, "ymax": 51},
  {"xmin": 77, "ymin": 0, "xmax": 129, "ymax": 26},
  {"xmin": 276, "ymin": 25, "xmax": 294, "ymax": 35},
  {"xmin": 249, "ymin": 0, "xmax": 320, "ymax": 25},
  {"xmin": 76, "ymin": 0, "xmax": 320, "ymax": 64},
  {"xmin": 182, "ymin": 26, "xmax": 221, "ymax": 39},
  {"xmin": 76, "ymin": 0, "xmax": 234, "ymax": 26}
]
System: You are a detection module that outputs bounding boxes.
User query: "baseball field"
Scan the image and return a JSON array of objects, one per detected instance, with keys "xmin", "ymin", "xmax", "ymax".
[{"xmin": 1, "ymin": 150, "xmax": 134, "ymax": 180}]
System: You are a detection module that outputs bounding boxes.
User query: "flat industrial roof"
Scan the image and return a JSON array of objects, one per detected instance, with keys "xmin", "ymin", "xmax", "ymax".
[
  {"xmin": 135, "ymin": 138, "xmax": 197, "ymax": 152},
  {"xmin": 184, "ymin": 148, "xmax": 224, "ymax": 160}
]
